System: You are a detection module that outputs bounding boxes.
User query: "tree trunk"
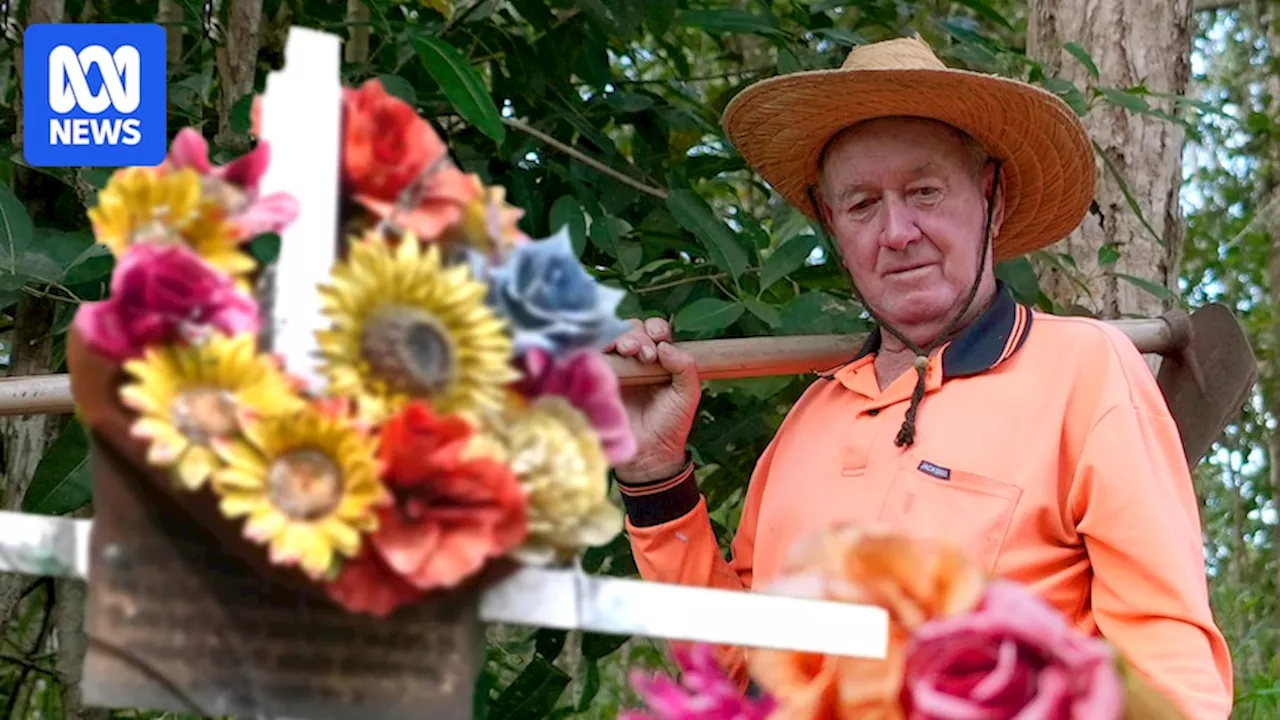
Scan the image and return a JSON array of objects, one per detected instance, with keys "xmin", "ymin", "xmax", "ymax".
[
  {"xmin": 213, "ymin": 0, "xmax": 264, "ymax": 149},
  {"xmin": 1027, "ymin": 0, "xmax": 1192, "ymax": 328},
  {"xmin": 1258, "ymin": 0, "xmax": 1280, "ymax": 670}
]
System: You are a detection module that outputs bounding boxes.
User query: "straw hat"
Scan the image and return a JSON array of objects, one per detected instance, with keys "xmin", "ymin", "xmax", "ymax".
[{"xmin": 721, "ymin": 35, "xmax": 1097, "ymax": 261}]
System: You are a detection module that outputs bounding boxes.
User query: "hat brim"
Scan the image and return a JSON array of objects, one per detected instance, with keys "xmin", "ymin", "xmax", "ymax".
[{"xmin": 721, "ymin": 67, "xmax": 1097, "ymax": 262}]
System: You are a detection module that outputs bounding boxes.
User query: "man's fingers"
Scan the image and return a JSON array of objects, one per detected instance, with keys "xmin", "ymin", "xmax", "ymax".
[
  {"xmin": 644, "ymin": 317, "xmax": 672, "ymax": 343},
  {"xmin": 657, "ymin": 341, "xmax": 700, "ymax": 397},
  {"xmin": 603, "ymin": 319, "xmax": 643, "ymax": 353}
]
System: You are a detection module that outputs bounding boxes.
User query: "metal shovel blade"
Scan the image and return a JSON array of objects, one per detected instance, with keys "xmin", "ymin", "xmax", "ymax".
[{"xmin": 1156, "ymin": 302, "xmax": 1258, "ymax": 466}]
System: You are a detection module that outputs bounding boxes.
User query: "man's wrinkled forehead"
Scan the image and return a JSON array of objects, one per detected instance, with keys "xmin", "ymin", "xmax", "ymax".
[
  {"xmin": 828, "ymin": 160, "xmax": 946, "ymax": 202},
  {"xmin": 816, "ymin": 117, "xmax": 987, "ymax": 191}
]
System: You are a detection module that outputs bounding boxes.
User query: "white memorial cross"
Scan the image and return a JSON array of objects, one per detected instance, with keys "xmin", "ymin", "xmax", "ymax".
[{"xmin": 0, "ymin": 24, "xmax": 889, "ymax": 677}]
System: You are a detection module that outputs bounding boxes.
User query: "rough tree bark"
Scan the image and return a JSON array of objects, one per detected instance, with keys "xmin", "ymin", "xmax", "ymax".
[
  {"xmin": 213, "ymin": 0, "xmax": 265, "ymax": 150},
  {"xmin": 1257, "ymin": 0, "xmax": 1280, "ymax": 666},
  {"xmin": 1027, "ymin": 0, "xmax": 1193, "ymax": 326}
]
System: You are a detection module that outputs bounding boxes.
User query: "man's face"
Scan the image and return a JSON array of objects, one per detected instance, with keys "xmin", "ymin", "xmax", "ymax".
[{"xmin": 817, "ymin": 118, "xmax": 1004, "ymax": 332}]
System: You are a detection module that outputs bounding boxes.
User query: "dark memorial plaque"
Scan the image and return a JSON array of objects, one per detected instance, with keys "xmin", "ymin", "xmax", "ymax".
[{"xmin": 81, "ymin": 436, "xmax": 484, "ymax": 720}]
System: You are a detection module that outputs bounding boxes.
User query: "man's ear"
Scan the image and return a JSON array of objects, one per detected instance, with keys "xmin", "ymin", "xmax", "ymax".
[
  {"xmin": 810, "ymin": 184, "xmax": 835, "ymax": 231},
  {"xmin": 984, "ymin": 162, "xmax": 1009, "ymax": 238}
]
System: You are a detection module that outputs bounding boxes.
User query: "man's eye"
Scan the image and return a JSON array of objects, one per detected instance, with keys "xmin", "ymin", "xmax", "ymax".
[{"xmin": 913, "ymin": 187, "xmax": 942, "ymax": 199}]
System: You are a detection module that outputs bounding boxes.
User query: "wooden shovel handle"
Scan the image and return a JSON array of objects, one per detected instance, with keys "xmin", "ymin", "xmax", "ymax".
[
  {"xmin": 0, "ymin": 314, "xmax": 1190, "ymax": 414},
  {"xmin": 605, "ymin": 314, "xmax": 1190, "ymax": 387}
]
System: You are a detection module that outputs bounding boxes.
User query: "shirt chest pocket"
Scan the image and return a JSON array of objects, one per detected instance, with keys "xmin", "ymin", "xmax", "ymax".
[{"xmin": 875, "ymin": 461, "xmax": 1022, "ymax": 573}]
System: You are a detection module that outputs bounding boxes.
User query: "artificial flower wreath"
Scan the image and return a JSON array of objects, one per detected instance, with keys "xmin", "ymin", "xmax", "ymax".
[{"xmin": 71, "ymin": 77, "xmax": 636, "ymax": 617}]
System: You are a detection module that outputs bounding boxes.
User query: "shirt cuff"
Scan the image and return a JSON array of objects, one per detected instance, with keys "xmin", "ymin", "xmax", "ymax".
[{"xmin": 616, "ymin": 457, "xmax": 701, "ymax": 527}]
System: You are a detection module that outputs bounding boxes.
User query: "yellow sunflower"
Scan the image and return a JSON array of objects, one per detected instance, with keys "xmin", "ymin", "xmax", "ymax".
[
  {"xmin": 470, "ymin": 396, "xmax": 623, "ymax": 564},
  {"xmin": 210, "ymin": 405, "xmax": 387, "ymax": 579},
  {"xmin": 120, "ymin": 332, "xmax": 306, "ymax": 491},
  {"xmin": 314, "ymin": 230, "xmax": 519, "ymax": 424},
  {"xmin": 88, "ymin": 166, "xmax": 257, "ymax": 287}
]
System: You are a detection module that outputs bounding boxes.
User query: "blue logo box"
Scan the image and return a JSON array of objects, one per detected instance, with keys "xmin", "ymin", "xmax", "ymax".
[{"xmin": 23, "ymin": 23, "xmax": 167, "ymax": 168}]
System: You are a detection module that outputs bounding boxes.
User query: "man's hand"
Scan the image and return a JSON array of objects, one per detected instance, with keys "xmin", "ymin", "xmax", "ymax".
[{"xmin": 605, "ymin": 317, "xmax": 701, "ymax": 483}]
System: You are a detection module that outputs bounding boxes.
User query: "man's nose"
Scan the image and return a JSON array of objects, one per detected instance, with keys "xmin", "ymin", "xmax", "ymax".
[{"xmin": 879, "ymin": 195, "xmax": 921, "ymax": 250}]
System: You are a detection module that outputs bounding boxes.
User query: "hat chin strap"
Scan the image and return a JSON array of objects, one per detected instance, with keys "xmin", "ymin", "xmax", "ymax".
[{"xmin": 806, "ymin": 160, "xmax": 1004, "ymax": 448}]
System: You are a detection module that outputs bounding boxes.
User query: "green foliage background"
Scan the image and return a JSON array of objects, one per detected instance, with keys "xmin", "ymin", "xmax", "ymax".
[{"xmin": 0, "ymin": 0, "xmax": 1276, "ymax": 717}]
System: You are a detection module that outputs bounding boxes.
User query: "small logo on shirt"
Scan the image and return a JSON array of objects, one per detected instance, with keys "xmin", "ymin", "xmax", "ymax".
[{"xmin": 917, "ymin": 460, "xmax": 951, "ymax": 480}]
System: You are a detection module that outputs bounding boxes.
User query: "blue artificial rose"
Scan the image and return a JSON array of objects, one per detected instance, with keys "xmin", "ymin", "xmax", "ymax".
[{"xmin": 487, "ymin": 226, "xmax": 630, "ymax": 356}]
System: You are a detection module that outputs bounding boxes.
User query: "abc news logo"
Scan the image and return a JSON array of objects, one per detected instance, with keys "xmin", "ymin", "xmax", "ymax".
[
  {"xmin": 48, "ymin": 44, "xmax": 143, "ymax": 147},
  {"xmin": 23, "ymin": 24, "xmax": 166, "ymax": 167}
]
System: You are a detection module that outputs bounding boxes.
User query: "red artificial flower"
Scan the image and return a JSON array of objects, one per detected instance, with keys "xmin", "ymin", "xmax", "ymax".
[
  {"xmin": 326, "ymin": 548, "xmax": 423, "ymax": 618},
  {"xmin": 342, "ymin": 78, "xmax": 447, "ymax": 202},
  {"xmin": 325, "ymin": 401, "xmax": 528, "ymax": 616},
  {"xmin": 341, "ymin": 78, "xmax": 482, "ymax": 241}
]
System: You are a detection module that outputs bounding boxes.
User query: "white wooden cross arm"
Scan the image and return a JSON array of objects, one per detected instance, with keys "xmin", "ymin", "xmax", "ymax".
[{"xmin": 0, "ymin": 509, "xmax": 889, "ymax": 658}]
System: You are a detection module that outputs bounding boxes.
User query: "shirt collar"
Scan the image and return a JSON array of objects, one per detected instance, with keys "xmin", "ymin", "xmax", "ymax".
[{"xmin": 839, "ymin": 280, "xmax": 1033, "ymax": 380}]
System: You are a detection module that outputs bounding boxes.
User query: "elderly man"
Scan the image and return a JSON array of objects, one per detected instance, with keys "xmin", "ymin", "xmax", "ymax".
[{"xmin": 606, "ymin": 36, "xmax": 1233, "ymax": 718}]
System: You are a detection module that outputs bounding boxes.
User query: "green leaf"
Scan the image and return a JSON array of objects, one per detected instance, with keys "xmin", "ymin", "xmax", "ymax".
[
  {"xmin": 576, "ymin": 659, "xmax": 602, "ymax": 711},
  {"xmin": 247, "ymin": 233, "xmax": 282, "ymax": 265},
  {"xmin": 1097, "ymin": 243, "xmax": 1121, "ymax": 266},
  {"xmin": 487, "ymin": 655, "xmax": 570, "ymax": 719},
  {"xmin": 760, "ymin": 234, "xmax": 819, "ymax": 291},
  {"xmin": 1111, "ymin": 272, "xmax": 1175, "ymax": 301},
  {"xmin": 995, "ymin": 256, "xmax": 1040, "ymax": 304},
  {"xmin": 644, "ymin": 0, "xmax": 678, "ymax": 35},
  {"xmin": 676, "ymin": 9, "xmax": 784, "ymax": 36},
  {"xmin": 0, "ymin": 180, "xmax": 34, "ymax": 273},
  {"xmin": 377, "ymin": 74, "xmax": 419, "ymax": 105},
  {"xmin": 534, "ymin": 628, "xmax": 568, "ymax": 661},
  {"xmin": 952, "ymin": 0, "xmax": 1015, "ymax": 30},
  {"xmin": 22, "ymin": 418, "xmax": 92, "ymax": 516},
  {"xmin": 62, "ymin": 243, "xmax": 114, "ymax": 285},
  {"xmin": 743, "ymin": 297, "xmax": 782, "ymax": 327},
  {"xmin": 1097, "ymin": 87, "xmax": 1150, "ymax": 114},
  {"xmin": 674, "ymin": 297, "xmax": 744, "ymax": 332},
  {"xmin": 230, "ymin": 94, "xmax": 256, "ymax": 134},
  {"xmin": 580, "ymin": 631, "xmax": 629, "ymax": 659},
  {"xmin": 811, "ymin": 27, "xmax": 865, "ymax": 46},
  {"xmin": 779, "ymin": 292, "xmax": 868, "ymax": 335},
  {"xmin": 666, "ymin": 190, "xmax": 749, "ymax": 281},
  {"xmin": 588, "ymin": 213, "xmax": 621, "ymax": 259},
  {"xmin": 1041, "ymin": 77, "xmax": 1089, "ymax": 116},
  {"xmin": 414, "ymin": 36, "xmax": 506, "ymax": 144},
  {"xmin": 1064, "ymin": 42, "xmax": 1100, "ymax": 79},
  {"xmin": 549, "ymin": 196, "xmax": 587, "ymax": 257},
  {"xmin": 34, "ymin": 228, "xmax": 95, "ymax": 272}
]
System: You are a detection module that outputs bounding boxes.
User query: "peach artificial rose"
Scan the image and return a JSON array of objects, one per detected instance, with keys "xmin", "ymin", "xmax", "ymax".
[{"xmin": 748, "ymin": 525, "xmax": 987, "ymax": 720}]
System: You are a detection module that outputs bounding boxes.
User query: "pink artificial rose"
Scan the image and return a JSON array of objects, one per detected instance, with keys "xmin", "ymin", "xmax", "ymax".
[
  {"xmin": 901, "ymin": 580, "xmax": 1124, "ymax": 720},
  {"xmin": 515, "ymin": 347, "xmax": 636, "ymax": 464},
  {"xmin": 166, "ymin": 128, "xmax": 300, "ymax": 239},
  {"xmin": 74, "ymin": 243, "xmax": 261, "ymax": 362},
  {"xmin": 622, "ymin": 644, "xmax": 777, "ymax": 720}
]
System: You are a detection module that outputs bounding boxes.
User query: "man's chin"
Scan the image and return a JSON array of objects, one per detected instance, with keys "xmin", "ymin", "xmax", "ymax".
[{"xmin": 873, "ymin": 296, "xmax": 959, "ymax": 332}]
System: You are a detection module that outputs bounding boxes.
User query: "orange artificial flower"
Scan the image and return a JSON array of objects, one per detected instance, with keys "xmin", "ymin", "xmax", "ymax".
[
  {"xmin": 748, "ymin": 525, "xmax": 987, "ymax": 720},
  {"xmin": 355, "ymin": 164, "xmax": 482, "ymax": 243},
  {"xmin": 326, "ymin": 401, "xmax": 527, "ymax": 616},
  {"xmin": 342, "ymin": 78, "xmax": 449, "ymax": 202}
]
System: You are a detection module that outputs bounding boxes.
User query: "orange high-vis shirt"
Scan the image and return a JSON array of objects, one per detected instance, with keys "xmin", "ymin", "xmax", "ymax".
[{"xmin": 618, "ymin": 284, "xmax": 1233, "ymax": 720}]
